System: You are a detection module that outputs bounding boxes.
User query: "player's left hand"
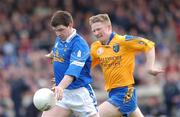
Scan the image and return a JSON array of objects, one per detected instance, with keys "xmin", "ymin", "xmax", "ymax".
[
  {"xmin": 147, "ymin": 69, "xmax": 164, "ymax": 76},
  {"xmin": 54, "ymin": 86, "xmax": 64, "ymax": 100}
]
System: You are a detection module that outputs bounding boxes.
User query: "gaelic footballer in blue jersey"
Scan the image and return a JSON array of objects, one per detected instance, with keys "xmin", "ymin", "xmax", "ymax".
[
  {"xmin": 42, "ymin": 10, "xmax": 99, "ymax": 117},
  {"xmin": 52, "ymin": 33, "xmax": 93, "ymax": 89}
]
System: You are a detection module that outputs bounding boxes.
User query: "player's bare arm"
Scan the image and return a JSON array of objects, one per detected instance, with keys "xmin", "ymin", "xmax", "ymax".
[{"xmin": 145, "ymin": 47, "xmax": 164, "ymax": 76}]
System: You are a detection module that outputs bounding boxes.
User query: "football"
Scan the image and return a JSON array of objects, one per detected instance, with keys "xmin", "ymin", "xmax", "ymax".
[{"xmin": 33, "ymin": 88, "xmax": 56, "ymax": 111}]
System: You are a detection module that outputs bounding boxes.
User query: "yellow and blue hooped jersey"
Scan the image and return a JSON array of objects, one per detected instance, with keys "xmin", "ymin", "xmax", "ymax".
[
  {"xmin": 52, "ymin": 34, "xmax": 92, "ymax": 89},
  {"xmin": 91, "ymin": 32, "xmax": 155, "ymax": 91}
]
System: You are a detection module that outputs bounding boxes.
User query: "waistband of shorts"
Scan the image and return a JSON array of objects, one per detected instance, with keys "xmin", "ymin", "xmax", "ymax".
[
  {"xmin": 64, "ymin": 84, "xmax": 92, "ymax": 92},
  {"xmin": 109, "ymin": 84, "xmax": 134, "ymax": 92},
  {"xmin": 127, "ymin": 84, "xmax": 134, "ymax": 88}
]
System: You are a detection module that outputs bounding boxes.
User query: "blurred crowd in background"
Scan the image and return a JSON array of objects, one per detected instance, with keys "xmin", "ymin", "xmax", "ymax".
[{"xmin": 0, "ymin": 0, "xmax": 179, "ymax": 117}]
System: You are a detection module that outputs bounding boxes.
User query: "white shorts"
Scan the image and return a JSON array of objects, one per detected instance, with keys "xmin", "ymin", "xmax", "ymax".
[{"xmin": 56, "ymin": 85, "xmax": 98, "ymax": 117}]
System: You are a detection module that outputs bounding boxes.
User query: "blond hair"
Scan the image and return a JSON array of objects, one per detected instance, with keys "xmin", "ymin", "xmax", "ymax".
[{"xmin": 89, "ymin": 14, "xmax": 111, "ymax": 26}]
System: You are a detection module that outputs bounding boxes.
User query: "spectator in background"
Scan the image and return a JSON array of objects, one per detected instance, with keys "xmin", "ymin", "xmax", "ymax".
[
  {"xmin": 163, "ymin": 54, "xmax": 180, "ymax": 117},
  {"xmin": 10, "ymin": 78, "xmax": 30, "ymax": 117},
  {"xmin": 0, "ymin": 105, "xmax": 7, "ymax": 117}
]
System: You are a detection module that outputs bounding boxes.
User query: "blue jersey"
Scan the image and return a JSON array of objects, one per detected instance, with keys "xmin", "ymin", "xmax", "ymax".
[{"xmin": 52, "ymin": 32, "xmax": 92, "ymax": 89}]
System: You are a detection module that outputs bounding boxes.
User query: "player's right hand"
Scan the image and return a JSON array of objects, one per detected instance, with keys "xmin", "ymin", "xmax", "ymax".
[
  {"xmin": 45, "ymin": 52, "xmax": 54, "ymax": 64},
  {"xmin": 45, "ymin": 53, "xmax": 53, "ymax": 59},
  {"xmin": 147, "ymin": 68, "xmax": 164, "ymax": 76}
]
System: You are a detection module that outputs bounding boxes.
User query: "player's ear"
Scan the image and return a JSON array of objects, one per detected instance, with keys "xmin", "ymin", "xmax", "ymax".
[
  {"xmin": 107, "ymin": 24, "xmax": 112, "ymax": 32},
  {"xmin": 69, "ymin": 22, "xmax": 73, "ymax": 28}
]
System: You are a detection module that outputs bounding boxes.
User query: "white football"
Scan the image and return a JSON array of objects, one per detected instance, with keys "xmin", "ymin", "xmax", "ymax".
[{"xmin": 33, "ymin": 88, "xmax": 56, "ymax": 111}]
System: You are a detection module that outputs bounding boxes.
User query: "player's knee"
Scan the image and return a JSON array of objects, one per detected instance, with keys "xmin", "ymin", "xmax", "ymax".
[
  {"xmin": 41, "ymin": 112, "xmax": 46, "ymax": 117},
  {"xmin": 89, "ymin": 113, "xmax": 99, "ymax": 117},
  {"xmin": 41, "ymin": 111, "xmax": 54, "ymax": 117},
  {"xmin": 129, "ymin": 107, "xmax": 144, "ymax": 117}
]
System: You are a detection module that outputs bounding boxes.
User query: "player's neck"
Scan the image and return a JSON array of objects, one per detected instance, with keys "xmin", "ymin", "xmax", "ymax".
[
  {"xmin": 100, "ymin": 39, "xmax": 106, "ymax": 45},
  {"xmin": 101, "ymin": 36, "xmax": 110, "ymax": 45}
]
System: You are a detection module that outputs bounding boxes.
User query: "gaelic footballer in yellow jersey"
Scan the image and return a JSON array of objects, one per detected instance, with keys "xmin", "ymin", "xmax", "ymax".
[
  {"xmin": 91, "ymin": 33, "xmax": 155, "ymax": 91},
  {"xmin": 89, "ymin": 13, "xmax": 164, "ymax": 117}
]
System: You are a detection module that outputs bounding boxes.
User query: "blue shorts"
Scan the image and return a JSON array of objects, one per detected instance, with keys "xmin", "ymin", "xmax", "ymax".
[{"xmin": 107, "ymin": 85, "xmax": 137, "ymax": 117}]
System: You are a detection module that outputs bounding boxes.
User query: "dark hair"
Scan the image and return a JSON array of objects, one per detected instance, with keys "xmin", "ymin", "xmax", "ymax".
[{"xmin": 50, "ymin": 10, "xmax": 73, "ymax": 27}]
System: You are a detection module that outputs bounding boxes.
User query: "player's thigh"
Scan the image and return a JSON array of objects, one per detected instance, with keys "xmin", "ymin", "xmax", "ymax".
[
  {"xmin": 98, "ymin": 101, "xmax": 123, "ymax": 117},
  {"xmin": 129, "ymin": 107, "xmax": 144, "ymax": 117},
  {"xmin": 41, "ymin": 105, "xmax": 72, "ymax": 117}
]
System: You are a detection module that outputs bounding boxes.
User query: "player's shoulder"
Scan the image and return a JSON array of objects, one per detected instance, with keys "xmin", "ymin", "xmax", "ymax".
[
  {"xmin": 113, "ymin": 34, "xmax": 126, "ymax": 42},
  {"xmin": 124, "ymin": 35, "xmax": 144, "ymax": 41},
  {"xmin": 73, "ymin": 34, "xmax": 84, "ymax": 42},
  {"xmin": 73, "ymin": 34, "xmax": 88, "ymax": 45}
]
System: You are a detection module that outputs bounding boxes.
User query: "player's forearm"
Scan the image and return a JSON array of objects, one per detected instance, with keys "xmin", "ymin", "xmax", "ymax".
[
  {"xmin": 145, "ymin": 47, "xmax": 155, "ymax": 70},
  {"xmin": 57, "ymin": 75, "xmax": 74, "ymax": 89}
]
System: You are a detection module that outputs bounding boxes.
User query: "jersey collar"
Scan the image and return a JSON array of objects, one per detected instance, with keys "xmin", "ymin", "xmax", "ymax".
[
  {"xmin": 106, "ymin": 32, "xmax": 116, "ymax": 45},
  {"xmin": 66, "ymin": 28, "xmax": 77, "ymax": 43}
]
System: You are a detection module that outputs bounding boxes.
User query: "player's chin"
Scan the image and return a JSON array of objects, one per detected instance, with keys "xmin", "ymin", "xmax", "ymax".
[
  {"xmin": 99, "ymin": 38, "xmax": 106, "ymax": 43},
  {"xmin": 58, "ymin": 35, "xmax": 65, "ymax": 41}
]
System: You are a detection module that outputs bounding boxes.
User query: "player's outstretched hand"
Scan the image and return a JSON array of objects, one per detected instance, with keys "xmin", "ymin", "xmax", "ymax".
[
  {"xmin": 45, "ymin": 52, "xmax": 53, "ymax": 64},
  {"xmin": 147, "ymin": 68, "xmax": 164, "ymax": 76},
  {"xmin": 45, "ymin": 53, "xmax": 53, "ymax": 59}
]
